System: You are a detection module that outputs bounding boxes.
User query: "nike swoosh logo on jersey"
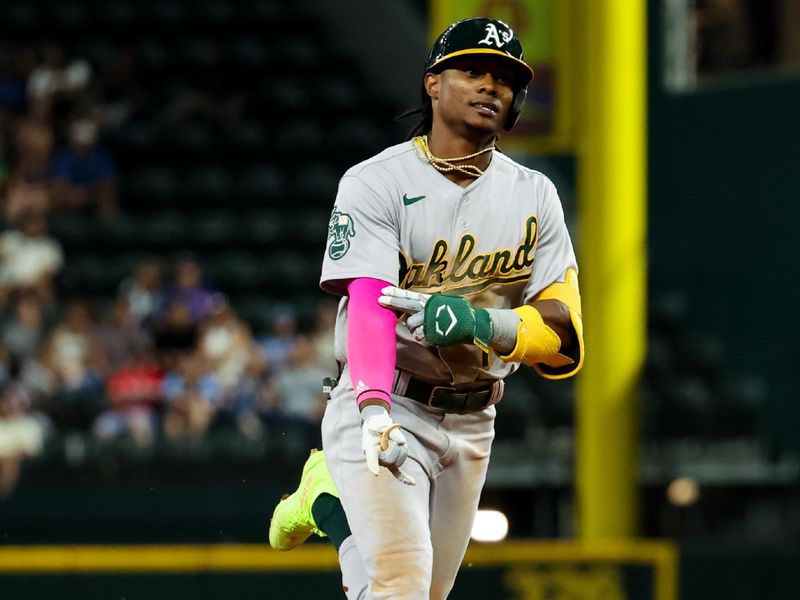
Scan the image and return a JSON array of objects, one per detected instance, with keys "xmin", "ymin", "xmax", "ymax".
[{"xmin": 403, "ymin": 194, "xmax": 426, "ymax": 206}]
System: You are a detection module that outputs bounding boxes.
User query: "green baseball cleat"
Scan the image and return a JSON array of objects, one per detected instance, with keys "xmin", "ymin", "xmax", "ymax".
[{"xmin": 268, "ymin": 449, "xmax": 339, "ymax": 551}]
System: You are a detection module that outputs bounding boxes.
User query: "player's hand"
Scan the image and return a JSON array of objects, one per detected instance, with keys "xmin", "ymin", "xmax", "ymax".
[
  {"xmin": 378, "ymin": 286, "xmax": 429, "ymax": 341},
  {"xmin": 359, "ymin": 404, "xmax": 416, "ymax": 486},
  {"xmin": 379, "ymin": 286, "xmax": 492, "ymax": 350}
]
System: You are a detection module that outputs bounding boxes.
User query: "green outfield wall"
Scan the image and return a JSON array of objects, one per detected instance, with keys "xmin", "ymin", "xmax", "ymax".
[{"xmin": 648, "ymin": 1, "xmax": 800, "ymax": 454}]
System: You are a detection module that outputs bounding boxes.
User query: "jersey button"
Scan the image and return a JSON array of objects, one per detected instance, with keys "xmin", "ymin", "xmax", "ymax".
[{"xmin": 460, "ymin": 219, "xmax": 468, "ymax": 229}]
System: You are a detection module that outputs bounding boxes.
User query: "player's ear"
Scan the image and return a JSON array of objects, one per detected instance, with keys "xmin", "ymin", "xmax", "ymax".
[{"xmin": 423, "ymin": 72, "xmax": 439, "ymax": 100}]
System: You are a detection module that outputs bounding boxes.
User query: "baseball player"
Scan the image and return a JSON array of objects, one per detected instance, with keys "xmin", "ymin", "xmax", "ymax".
[{"xmin": 268, "ymin": 17, "xmax": 584, "ymax": 600}]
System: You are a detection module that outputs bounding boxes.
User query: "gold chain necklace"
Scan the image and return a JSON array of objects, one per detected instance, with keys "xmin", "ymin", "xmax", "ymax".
[{"xmin": 413, "ymin": 135, "xmax": 494, "ymax": 178}]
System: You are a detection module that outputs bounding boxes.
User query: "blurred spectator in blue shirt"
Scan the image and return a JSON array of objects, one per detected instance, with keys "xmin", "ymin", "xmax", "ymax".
[
  {"xmin": 162, "ymin": 351, "xmax": 222, "ymax": 442},
  {"xmin": 261, "ymin": 335, "xmax": 326, "ymax": 448},
  {"xmin": 256, "ymin": 303, "xmax": 298, "ymax": 370},
  {"xmin": 117, "ymin": 259, "xmax": 163, "ymax": 327},
  {"xmin": 223, "ymin": 351, "xmax": 272, "ymax": 440},
  {"xmin": 272, "ymin": 336, "xmax": 328, "ymax": 424},
  {"xmin": 0, "ymin": 46, "xmax": 33, "ymax": 114},
  {"xmin": 49, "ymin": 118, "xmax": 117, "ymax": 218},
  {"xmin": 1, "ymin": 293, "xmax": 46, "ymax": 371}
]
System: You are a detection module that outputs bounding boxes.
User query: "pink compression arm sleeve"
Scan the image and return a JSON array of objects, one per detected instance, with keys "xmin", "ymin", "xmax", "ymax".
[{"xmin": 347, "ymin": 277, "xmax": 396, "ymax": 407}]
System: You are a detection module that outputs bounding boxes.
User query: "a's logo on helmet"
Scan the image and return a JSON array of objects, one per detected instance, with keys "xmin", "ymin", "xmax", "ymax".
[{"xmin": 478, "ymin": 23, "xmax": 513, "ymax": 48}]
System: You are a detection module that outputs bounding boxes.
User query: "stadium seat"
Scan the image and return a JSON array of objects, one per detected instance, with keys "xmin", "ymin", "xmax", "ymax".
[
  {"xmin": 660, "ymin": 376, "xmax": 716, "ymax": 438},
  {"xmin": 94, "ymin": 213, "xmax": 140, "ymax": 250},
  {"xmin": 493, "ymin": 374, "xmax": 536, "ymax": 440},
  {"xmin": 291, "ymin": 209, "xmax": 330, "ymax": 247},
  {"xmin": 174, "ymin": 38, "xmax": 222, "ymax": 70},
  {"xmin": 268, "ymin": 252, "xmax": 320, "ymax": 292},
  {"xmin": 645, "ymin": 331, "xmax": 676, "ymax": 389},
  {"xmin": 135, "ymin": 39, "xmax": 171, "ymax": 73},
  {"xmin": 227, "ymin": 36, "xmax": 271, "ymax": 69},
  {"xmin": 239, "ymin": 0, "xmax": 282, "ymax": 26},
  {"xmin": 49, "ymin": 215, "xmax": 95, "ymax": 250},
  {"xmin": 62, "ymin": 253, "xmax": 130, "ymax": 294},
  {"xmin": 272, "ymin": 121, "xmax": 324, "ymax": 157},
  {"xmin": 674, "ymin": 333, "xmax": 725, "ymax": 381},
  {"xmin": 245, "ymin": 209, "xmax": 327, "ymax": 250},
  {"xmin": 241, "ymin": 210, "xmax": 285, "ymax": 247},
  {"xmin": 43, "ymin": 1, "xmax": 91, "ymax": 30},
  {"xmin": 138, "ymin": 1, "xmax": 185, "ymax": 28},
  {"xmin": 327, "ymin": 117, "xmax": 388, "ymax": 157},
  {"xmin": 272, "ymin": 37, "xmax": 320, "ymax": 71},
  {"xmin": 178, "ymin": 166, "xmax": 232, "ymax": 207},
  {"xmin": 648, "ymin": 289, "xmax": 689, "ymax": 335},
  {"xmin": 192, "ymin": 0, "xmax": 238, "ymax": 28},
  {"xmin": 234, "ymin": 164, "xmax": 286, "ymax": 206},
  {"xmin": 106, "ymin": 121, "xmax": 161, "ymax": 160},
  {"xmin": 267, "ymin": 78, "xmax": 311, "ymax": 113},
  {"xmin": 531, "ymin": 375, "xmax": 576, "ymax": 430},
  {"xmin": 121, "ymin": 166, "xmax": 179, "ymax": 209},
  {"xmin": 72, "ymin": 40, "xmax": 117, "ymax": 70},
  {"xmin": 290, "ymin": 163, "xmax": 339, "ymax": 203},
  {"xmin": 2, "ymin": 3, "xmax": 38, "ymax": 31},
  {"xmin": 95, "ymin": 0, "xmax": 139, "ymax": 28},
  {"xmin": 290, "ymin": 292, "xmax": 330, "ymax": 329},
  {"xmin": 224, "ymin": 122, "xmax": 268, "ymax": 158},
  {"xmin": 231, "ymin": 294, "xmax": 275, "ymax": 331},
  {"xmin": 188, "ymin": 210, "xmax": 238, "ymax": 247},
  {"xmin": 203, "ymin": 251, "xmax": 268, "ymax": 292},
  {"xmin": 716, "ymin": 376, "xmax": 768, "ymax": 437},
  {"xmin": 140, "ymin": 211, "xmax": 188, "ymax": 249},
  {"xmin": 314, "ymin": 76, "xmax": 359, "ymax": 113},
  {"xmin": 161, "ymin": 122, "xmax": 215, "ymax": 160}
]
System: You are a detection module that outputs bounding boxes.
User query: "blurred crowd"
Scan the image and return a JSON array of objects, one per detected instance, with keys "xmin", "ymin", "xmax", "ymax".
[
  {"xmin": 693, "ymin": 0, "xmax": 800, "ymax": 76},
  {"xmin": 0, "ymin": 43, "xmax": 337, "ymax": 497},
  {"xmin": 0, "ymin": 251, "xmax": 338, "ymax": 497},
  {"xmin": 1, "ymin": 44, "xmax": 119, "ymax": 221}
]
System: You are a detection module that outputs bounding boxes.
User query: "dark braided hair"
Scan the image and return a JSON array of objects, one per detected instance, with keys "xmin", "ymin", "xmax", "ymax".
[{"xmin": 396, "ymin": 95, "xmax": 433, "ymax": 140}]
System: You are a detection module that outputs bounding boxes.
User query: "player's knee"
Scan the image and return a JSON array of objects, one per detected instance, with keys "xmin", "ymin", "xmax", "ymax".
[{"xmin": 369, "ymin": 546, "xmax": 432, "ymax": 599}]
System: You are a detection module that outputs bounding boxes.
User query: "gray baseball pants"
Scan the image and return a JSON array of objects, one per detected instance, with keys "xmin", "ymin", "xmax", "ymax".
[{"xmin": 321, "ymin": 366, "xmax": 496, "ymax": 599}]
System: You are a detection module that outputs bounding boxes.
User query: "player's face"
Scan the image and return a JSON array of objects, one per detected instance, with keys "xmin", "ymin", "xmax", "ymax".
[{"xmin": 427, "ymin": 56, "xmax": 517, "ymax": 137}]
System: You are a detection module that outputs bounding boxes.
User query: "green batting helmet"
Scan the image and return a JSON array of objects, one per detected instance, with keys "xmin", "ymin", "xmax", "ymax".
[{"xmin": 425, "ymin": 17, "xmax": 535, "ymax": 131}]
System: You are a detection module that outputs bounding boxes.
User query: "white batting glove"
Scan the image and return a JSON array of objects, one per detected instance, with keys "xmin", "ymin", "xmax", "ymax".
[
  {"xmin": 360, "ymin": 405, "xmax": 416, "ymax": 486},
  {"xmin": 378, "ymin": 286, "xmax": 431, "ymax": 341}
]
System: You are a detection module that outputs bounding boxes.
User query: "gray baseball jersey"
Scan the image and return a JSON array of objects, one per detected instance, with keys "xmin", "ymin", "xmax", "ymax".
[{"xmin": 321, "ymin": 139, "xmax": 577, "ymax": 386}]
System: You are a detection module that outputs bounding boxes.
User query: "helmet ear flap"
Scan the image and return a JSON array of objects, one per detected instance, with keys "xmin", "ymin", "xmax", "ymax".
[{"xmin": 503, "ymin": 86, "xmax": 527, "ymax": 131}]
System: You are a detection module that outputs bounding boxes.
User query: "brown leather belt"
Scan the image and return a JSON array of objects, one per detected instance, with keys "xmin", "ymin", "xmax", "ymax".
[
  {"xmin": 327, "ymin": 363, "xmax": 499, "ymax": 414},
  {"xmin": 401, "ymin": 376, "xmax": 497, "ymax": 414}
]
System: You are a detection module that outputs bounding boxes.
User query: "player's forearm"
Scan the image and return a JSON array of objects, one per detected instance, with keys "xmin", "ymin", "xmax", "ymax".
[
  {"xmin": 346, "ymin": 277, "xmax": 397, "ymax": 411},
  {"xmin": 532, "ymin": 299, "xmax": 575, "ymax": 350}
]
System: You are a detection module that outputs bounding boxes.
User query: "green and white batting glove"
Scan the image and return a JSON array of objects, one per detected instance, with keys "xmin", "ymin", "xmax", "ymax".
[
  {"xmin": 378, "ymin": 286, "xmax": 493, "ymax": 352},
  {"xmin": 360, "ymin": 405, "xmax": 416, "ymax": 486}
]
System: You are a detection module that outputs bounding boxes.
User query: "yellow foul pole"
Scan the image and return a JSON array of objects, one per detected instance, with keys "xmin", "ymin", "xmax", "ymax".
[{"xmin": 576, "ymin": 0, "xmax": 647, "ymax": 538}]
